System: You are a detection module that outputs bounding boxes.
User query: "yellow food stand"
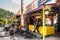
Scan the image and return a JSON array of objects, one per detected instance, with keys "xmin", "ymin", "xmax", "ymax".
[{"xmin": 28, "ymin": 5, "xmax": 55, "ymax": 36}]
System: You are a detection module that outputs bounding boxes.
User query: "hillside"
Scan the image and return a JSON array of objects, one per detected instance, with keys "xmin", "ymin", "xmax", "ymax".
[{"xmin": 0, "ymin": 8, "xmax": 13, "ymax": 26}]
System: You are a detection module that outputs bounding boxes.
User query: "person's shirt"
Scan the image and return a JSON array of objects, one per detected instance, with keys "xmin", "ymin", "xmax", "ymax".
[{"xmin": 45, "ymin": 18, "xmax": 51, "ymax": 25}]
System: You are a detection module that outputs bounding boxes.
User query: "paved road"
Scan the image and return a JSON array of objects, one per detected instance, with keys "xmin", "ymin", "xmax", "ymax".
[
  {"xmin": 0, "ymin": 27, "xmax": 37, "ymax": 40},
  {"xmin": 15, "ymin": 33, "xmax": 36, "ymax": 40},
  {"xmin": 46, "ymin": 36, "xmax": 60, "ymax": 40},
  {"xmin": 46, "ymin": 33, "xmax": 60, "ymax": 40},
  {"xmin": 0, "ymin": 33, "xmax": 60, "ymax": 40},
  {"xmin": 0, "ymin": 27, "xmax": 60, "ymax": 40},
  {"xmin": 0, "ymin": 35, "xmax": 36, "ymax": 40},
  {"xmin": 0, "ymin": 27, "xmax": 3, "ymax": 31}
]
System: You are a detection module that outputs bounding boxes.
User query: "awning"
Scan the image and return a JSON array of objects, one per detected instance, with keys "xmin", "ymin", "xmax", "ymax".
[
  {"xmin": 26, "ymin": 4, "xmax": 54, "ymax": 14},
  {"xmin": 46, "ymin": 0, "xmax": 56, "ymax": 4},
  {"xmin": 26, "ymin": 0, "xmax": 57, "ymax": 14},
  {"xmin": 27, "ymin": 6, "xmax": 43, "ymax": 14},
  {"xmin": 31, "ymin": 6, "xmax": 43, "ymax": 12}
]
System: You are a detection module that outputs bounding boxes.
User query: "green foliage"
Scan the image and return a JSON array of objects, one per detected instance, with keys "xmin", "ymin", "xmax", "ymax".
[{"xmin": 0, "ymin": 8, "xmax": 13, "ymax": 26}]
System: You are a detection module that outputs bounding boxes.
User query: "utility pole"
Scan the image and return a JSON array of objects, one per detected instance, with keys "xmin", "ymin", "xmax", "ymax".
[{"xmin": 21, "ymin": 0, "xmax": 24, "ymax": 27}]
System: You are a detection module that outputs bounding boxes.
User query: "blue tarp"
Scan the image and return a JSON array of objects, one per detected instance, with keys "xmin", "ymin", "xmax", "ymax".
[{"xmin": 38, "ymin": 0, "xmax": 51, "ymax": 7}]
